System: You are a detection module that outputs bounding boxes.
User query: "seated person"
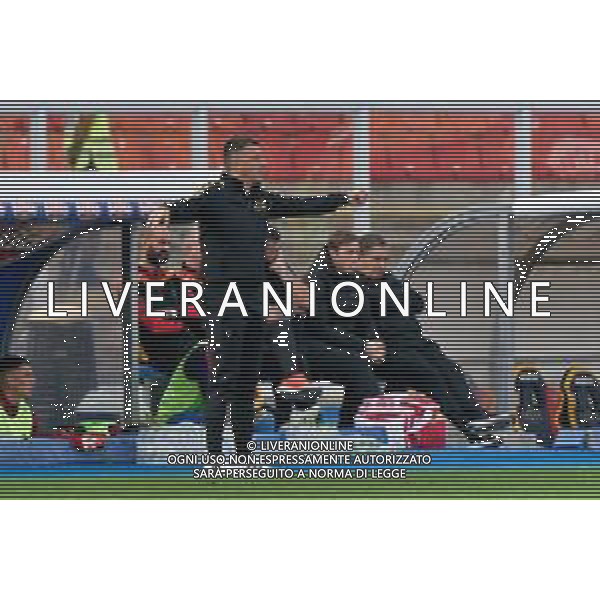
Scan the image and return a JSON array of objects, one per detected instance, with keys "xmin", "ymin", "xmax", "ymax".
[
  {"xmin": 137, "ymin": 209, "xmax": 206, "ymax": 415},
  {"xmin": 359, "ymin": 234, "xmax": 508, "ymax": 446},
  {"xmin": 294, "ymin": 230, "xmax": 383, "ymax": 430},
  {"xmin": 0, "ymin": 355, "xmax": 38, "ymax": 439},
  {"xmin": 261, "ymin": 228, "xmax": 321, "ymax": 428}
]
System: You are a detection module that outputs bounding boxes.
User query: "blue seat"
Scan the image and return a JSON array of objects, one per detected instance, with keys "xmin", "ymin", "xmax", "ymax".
[
  {"xmin": 167, "ymin": 412, "xmax": 205, "ymax": 426},
  {"xmin": 138, "ymin": 364, "xmax": 165, "ymax": 383},
  {"xmin": 0, "ymin": 438, "xmax": 76, "ymax": 464}
]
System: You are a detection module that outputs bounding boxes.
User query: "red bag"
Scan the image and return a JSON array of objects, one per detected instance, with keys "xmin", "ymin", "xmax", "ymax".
[{"xmin": 356, "ymin": 393, "xmax": 446, "ymax": 450}]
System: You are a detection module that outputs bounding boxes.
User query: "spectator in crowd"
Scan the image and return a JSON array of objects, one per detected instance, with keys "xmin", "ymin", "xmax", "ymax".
[
  {"xmin": 137, "ymin": 208, "xmax": 206, "ymax": 415},
  {"xmin": 0, "ymin": 356, "xmax": 38, "ymax": 439}
]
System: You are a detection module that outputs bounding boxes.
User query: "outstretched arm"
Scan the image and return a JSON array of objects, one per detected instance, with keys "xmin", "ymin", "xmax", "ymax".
[
  {"xmin": 261, "ymin": 189, "xmax": 362, "ymax": 219},
  {"xmin": 166, "ymin": 188, "xmax": 213, "ymax": 225}
]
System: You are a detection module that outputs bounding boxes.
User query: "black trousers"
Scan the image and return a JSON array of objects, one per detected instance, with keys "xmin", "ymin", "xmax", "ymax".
[
  {"xmin": 377, "ymin": 338, "xmax": 487, "ymax": 429},
  {"xmin": 259, "ymin": 320, "xmax": 297, "ymax": 386},
  {"xmin": 205, "ymin": 314, "xmax": 265, "ymax": 453},
  {"xmin": 297, "ymin": 340, "xmax": 380, "ymax": 429}
]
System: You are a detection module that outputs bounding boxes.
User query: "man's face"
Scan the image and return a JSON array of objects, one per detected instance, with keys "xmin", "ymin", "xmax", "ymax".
[
  {"xmin": 360, "ymin": 246, "xmax": 389, "ymax": 279},
  {"xmin": 331, "ymin": 242, "xmax": 361, "ymax": 272},
  {"xmin": 230, "ymin": 146, "xmax": 265, "ymax": 185},
  {"xmin": 141, "ymin": 209, "xmax": 169, "ymax": 266},
  {"xmin": 4, "ymin": 365, "xmax": 34, "ymax": 399}
]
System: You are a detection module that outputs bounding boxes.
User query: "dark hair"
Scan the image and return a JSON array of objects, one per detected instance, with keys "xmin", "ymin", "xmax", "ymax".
[
  {"xmin": 223, "ymin": 136, "xmax": 260, "ymax": 161},
  {"xmin": 328, "ymin": 230, "xmax": 360, "ymax": 252},
  {"xmin": 0, "ymin": 355, "xmax": 29, "ymax": 377},
  {"xmin": 267, "ymin": 227, "xmax": 281, "ymax": 243},
  {"xmin": 359, "ymin": 234, "xmax": 387, "ymax": 254}
]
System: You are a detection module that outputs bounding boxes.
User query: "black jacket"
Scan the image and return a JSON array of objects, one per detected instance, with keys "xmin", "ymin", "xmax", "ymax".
[
  {"xmin": 364, "ymin": 272, "xmax": 424, "ymax": 349},
  {"xmin": 168, "ymin": 174, "xmax": 348, "ymax": 310},
  {"xmin": 305, "ymin": 263, "xmax": 378, "ymax": 353}
]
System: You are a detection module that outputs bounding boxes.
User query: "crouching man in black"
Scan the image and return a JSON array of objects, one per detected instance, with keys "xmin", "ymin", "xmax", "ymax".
[
  {"xmin": 359, "ymin": 234, "xmax": 509, "ymax": 446},
  {"xmin": 295, "ymin": 231, "xmax": 383, "ymax": 430}
]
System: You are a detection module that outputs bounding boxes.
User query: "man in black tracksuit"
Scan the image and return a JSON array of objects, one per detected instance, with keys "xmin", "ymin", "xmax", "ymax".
[
  {"xmin": 168, "ymin": 137, "xmax": 356, "ymax": 453},
  {"xmin": 358, "ymin": 234, "xmax": 507, "ymax": 445},
  {"xmin": 260, "ymin": 228, "xmax": 323, "ymax": 428},
  {"xmin": 295, "ymin": 231, "xmax": 382, "ymax": 429}
]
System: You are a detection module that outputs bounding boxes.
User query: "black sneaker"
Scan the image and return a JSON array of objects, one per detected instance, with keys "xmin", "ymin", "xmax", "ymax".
[
  {"xmin": 466, "ymin": 415, "xmax": 513, "ymax": 433},
  {"xmin": 276, "ymin": 387, "xmax": 323, "ymax": 410},
  {"xmin": 462, "ymin": 414, "xmax": 511, "ymax": 446},
  {"xmin": 466, "ymin": 431, "xmax": 504, "ymax": 448},
  {"xmin": 270, "ymin": 388, "xmax": 324, "ymax": 430}
]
